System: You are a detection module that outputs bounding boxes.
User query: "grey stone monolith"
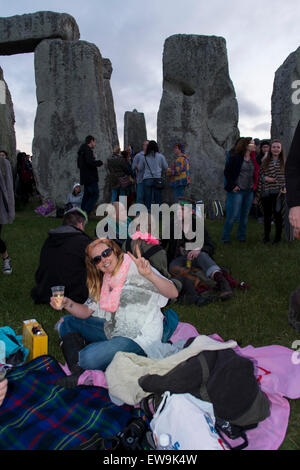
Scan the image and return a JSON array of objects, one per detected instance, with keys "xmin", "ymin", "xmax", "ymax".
[
  {"xmin": 0, "ymin": 67, "xmax": 16, "ymax": 168},
  {"xmin": 157, "ymin": 34, "xmax": 239, "ymax": 203},
  {"xmin": 271, "ymin": 46, "xmax": 300, "ymax": 156},
  {"xmin": 32, "ymin": 39, "xmax": 112, "ymax": 204},
  {"xmin": 124, "ymin": 109, "xmax": 147, "ymax": 155},
  {"xmin": 103, "ymin": 58, "xmax": 119, "ymax": 149}
]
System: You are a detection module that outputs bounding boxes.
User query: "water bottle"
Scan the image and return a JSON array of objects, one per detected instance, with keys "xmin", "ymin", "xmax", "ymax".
[{"xmin": 158, "ymin": 433, "xmax": 173, "ymax": 450}]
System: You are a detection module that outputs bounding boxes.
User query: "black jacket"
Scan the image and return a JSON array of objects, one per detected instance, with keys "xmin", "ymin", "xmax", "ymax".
[
  {"xmin": 286, "ymin": 120, "xmax": 300, "ymax": 208},
  {"xmin": 107, "ymin": 153, "xmax": 132, "ymax": 189},
  {"xmin": 31, "ymin": 226, "xmax": 91, "ymax": 304},
  {"xmin": 77, "ymin": 143, "xmax": 103, "ymax": 186}
]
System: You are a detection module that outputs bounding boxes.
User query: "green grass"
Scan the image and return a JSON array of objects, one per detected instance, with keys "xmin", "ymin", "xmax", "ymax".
[{"xmin": 1, "ymin": 203, "xmax": 300, "ymax": 449}]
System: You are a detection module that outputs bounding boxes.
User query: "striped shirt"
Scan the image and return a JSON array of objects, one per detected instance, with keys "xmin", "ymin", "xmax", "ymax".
[{"xmin": 256, "ymin": 158, "xmax": 285, "ymax": 199}]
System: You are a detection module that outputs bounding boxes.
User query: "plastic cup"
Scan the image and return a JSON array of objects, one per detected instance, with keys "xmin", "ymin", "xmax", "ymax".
[{"xmin": 51, "ymin": 286, "xmax": 65, "ymax": 309}]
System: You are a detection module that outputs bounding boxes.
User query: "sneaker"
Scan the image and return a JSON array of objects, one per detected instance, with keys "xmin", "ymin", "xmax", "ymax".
[{"xmin": 2, "ymin": 257, "xmax": 12, "ymax": 275}]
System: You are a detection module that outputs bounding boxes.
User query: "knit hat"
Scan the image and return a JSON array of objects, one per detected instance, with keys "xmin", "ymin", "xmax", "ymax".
[
  {"xmin": 64, "ymin": 206, "xmax": 88, "ymax": 223},
  {"xmin": 73, "ymin": 182, "xmax": 81, "ymax": 191}
]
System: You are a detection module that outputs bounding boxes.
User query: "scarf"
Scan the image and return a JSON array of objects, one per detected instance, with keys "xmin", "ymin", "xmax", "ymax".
[{"xmin": 99, "ymin": 253, "xmax": 132, "ymax": 313}]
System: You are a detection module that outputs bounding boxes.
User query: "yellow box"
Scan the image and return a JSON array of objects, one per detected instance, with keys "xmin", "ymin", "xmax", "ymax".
[{"xmin": 22, "ymin": 319, "xmax": 48, "ymax": 361}]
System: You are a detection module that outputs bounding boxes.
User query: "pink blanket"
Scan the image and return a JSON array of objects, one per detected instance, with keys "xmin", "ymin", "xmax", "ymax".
[{"xmin": 60, "ymin": 322, "xmax": 300, "ymax": 450}]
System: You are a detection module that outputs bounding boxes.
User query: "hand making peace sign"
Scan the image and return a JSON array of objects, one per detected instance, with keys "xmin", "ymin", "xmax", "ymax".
[{"xmin": 127, "ymin": 244, "xmax": 152, "ymax": 278}]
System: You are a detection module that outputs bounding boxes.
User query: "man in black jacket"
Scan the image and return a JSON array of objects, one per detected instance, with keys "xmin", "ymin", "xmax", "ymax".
[
  {"xmin": 286, "ymin": 121, "xmax": 300, "ymax": 239},
  {"xmin": 77, "ymin": 135, "xmax": 103, "ymax": 215},
  {"xmin": 31, "ymin": 208, "xmax": 91, "ymax": 304}
]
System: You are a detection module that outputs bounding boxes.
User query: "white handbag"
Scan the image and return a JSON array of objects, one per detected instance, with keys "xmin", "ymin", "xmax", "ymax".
[{"xmin": 150, "ymin": 392, "xmax": 227, "ymax": 450}]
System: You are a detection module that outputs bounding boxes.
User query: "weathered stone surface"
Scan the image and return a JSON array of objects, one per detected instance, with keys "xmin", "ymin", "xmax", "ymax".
[
  {"xmin": 32, "ymin": 39, "xmax": 112, "ymax": 204},
  {"xmin": 157, "ymin": 34, "xmax": 239, "ymax": 203},
  {"xmin": 0, "ymin": 11, "xmax": 80, "ymax": 55},
  {"xmin": 102, "ymin": 58, "xmax": 119, "ymax": 149},
  {"xmin": 271, "ymin": 47, "xmax": 300, "ymax": 156},
  {"xmin": 0, "ymin": 67, "xmax": 16, "ymax": 169},
  {"xmin": 124, "ymin": 109, "xmax": 147, "ymax": 154}
]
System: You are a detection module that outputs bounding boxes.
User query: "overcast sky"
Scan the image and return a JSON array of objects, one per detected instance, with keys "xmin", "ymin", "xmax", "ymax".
[{"xmin": 1, "ymin": 0, "xmax": 300, "ymax": 154}]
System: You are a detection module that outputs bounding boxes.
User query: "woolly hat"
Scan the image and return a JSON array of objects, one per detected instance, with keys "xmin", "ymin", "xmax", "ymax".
[
  {"xmin": 72, "ymin": 182, "xmax": 81, "ymax": 191},
  {"xmin": 64, "ymin": 206, "xmax": 88, "ymax": 223}
]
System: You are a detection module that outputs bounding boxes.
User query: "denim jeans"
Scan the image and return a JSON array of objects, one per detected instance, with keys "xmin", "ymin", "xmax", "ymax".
[
  {"xmin": 111, "ymin": 187, "xmax": 127, "ymax": 203},
  {"xmin": 136, "ymin": 183, "xmax": 144, "ymax": 204},
  {"xmin": 169, "ymin": 252, "xmax": 220, "ymax": 279},
  {"xmin": 81, "ymin": 182, "xmax": 99, "ymax": 215},
  {"xmin": 222, "ymin": 190, "xmax": 254, "ymax": 242},
  {"xmin": 58, "ymin": 315, "xmax": 146, "ymax": 371},
  {"xmin": 172, "ymin": 185, "xmax": 185, "ymax": 202},
  {"xmin": 143, "ymin": 179, "xmax": 162, "ymax": 212}
]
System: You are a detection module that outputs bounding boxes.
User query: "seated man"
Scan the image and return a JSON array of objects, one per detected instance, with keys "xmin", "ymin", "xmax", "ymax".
[
  {"xmin": 31, "ymin": 207, "xmax": 91, "ymax": 304},
  {"xmin": 163, "ymin": 197, "xmax": 233, "ymax": 301}
]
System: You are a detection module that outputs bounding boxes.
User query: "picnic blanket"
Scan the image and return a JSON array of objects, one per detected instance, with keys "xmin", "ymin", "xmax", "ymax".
[
  {"xmin": 0, "ymin": 355, "xmax": 144, "ymax": 450},
  {"xmin": 61, "ymin": 321, "xmax": 300, "ymax": 449}
]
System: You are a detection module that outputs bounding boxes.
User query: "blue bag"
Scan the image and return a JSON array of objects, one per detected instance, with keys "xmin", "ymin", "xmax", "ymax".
[{"xmin": 0, "ymin": 326, "xmax": 29, "ymax": 366}]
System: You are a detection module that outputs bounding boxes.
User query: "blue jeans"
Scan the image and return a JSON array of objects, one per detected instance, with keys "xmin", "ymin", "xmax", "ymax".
[
  {"xmin": 81, "ymin": 182, "xmax": 99, "ymax": 215},
  {"xmin": 58, "ymin": 315, "xmax": 146, "ymax": 371},
  {"xmin": 143, "ymin": 179, "xmax": 162, "ymax": 212},
  {"xmin": 169, "ymin": 252, "xmax": 220, "ymax": 279},
  {"xmin": 172, "ymin": 185, "xmax": 185, "ymax": 202},
  {"xmin": 222, "ymin": 190, "xmax": 254, "ymax": 242},
  {"xmin": 136, "ymin": 182, "xmax": 144, "ymax": 204},
  {"xmin": 111, "ymin": 187, "xmax": 127, "ymax": 203}
]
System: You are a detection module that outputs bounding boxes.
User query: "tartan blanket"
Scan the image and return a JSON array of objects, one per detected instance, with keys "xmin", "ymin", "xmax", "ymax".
[{"xmin": 0, "ymin": 355, "xmax": 143, "ymax": 450}]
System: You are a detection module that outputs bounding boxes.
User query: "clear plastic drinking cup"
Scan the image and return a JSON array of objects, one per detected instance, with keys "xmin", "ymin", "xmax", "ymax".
[{"xmin": 51, "ymin": 286, "xmax": 65, "ymax": 309}]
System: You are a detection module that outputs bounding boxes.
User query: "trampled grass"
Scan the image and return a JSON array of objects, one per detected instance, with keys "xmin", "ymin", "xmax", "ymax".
[{"xmin": 1, "ymin": 203, "xmax": 300, "ymax": 450}]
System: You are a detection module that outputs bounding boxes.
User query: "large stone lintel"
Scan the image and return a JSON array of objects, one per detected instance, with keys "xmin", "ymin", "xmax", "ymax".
[{"xmin": 0, "ymin": 11, "xmax": 80, "ymax": 55}]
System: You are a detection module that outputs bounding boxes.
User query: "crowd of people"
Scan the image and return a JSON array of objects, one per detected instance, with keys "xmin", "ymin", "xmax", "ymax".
[{"xmin": 1, "ymin": 122, "xmax": 300, "ymax": 405}]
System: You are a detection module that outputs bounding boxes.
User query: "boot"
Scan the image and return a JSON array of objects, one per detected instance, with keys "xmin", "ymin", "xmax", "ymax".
[
  {"xmin": 213, "ymin": 271, "xmax": 233, "ymax": 301},
  {"xmin": 57, "ymin": 332, "xmax": 85, "ymax": 388}
]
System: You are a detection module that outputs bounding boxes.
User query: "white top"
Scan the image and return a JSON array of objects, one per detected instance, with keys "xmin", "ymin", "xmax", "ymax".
[{"xmin": 84, "ymin": 262, "xmax": 170, "ymax": 354}]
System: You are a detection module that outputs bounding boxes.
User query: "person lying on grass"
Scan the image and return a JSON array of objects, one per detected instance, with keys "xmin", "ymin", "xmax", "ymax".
[{"xmin": 50, "ymin": 238, "xmax": 178, "ymax": 388}]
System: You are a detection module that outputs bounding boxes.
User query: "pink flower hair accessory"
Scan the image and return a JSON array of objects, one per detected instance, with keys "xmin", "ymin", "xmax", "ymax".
[{"xmin": 131, "ymin": 231, "xmax": 160, "ymax": 245}]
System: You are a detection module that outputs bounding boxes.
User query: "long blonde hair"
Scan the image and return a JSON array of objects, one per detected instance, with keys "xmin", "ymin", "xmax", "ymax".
[{"xmin": 85, "ymin": 238, "xmax": 124, "ymax": 301}]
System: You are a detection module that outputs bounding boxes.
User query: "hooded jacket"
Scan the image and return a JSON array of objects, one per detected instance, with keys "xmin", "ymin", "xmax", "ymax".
[{"xmin": 31, "ymin": 225, "xmax": 91, "ymax": 304}]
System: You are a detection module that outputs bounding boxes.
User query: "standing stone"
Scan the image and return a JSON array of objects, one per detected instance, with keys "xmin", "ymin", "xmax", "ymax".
[
  {"xmin": 0, "ymin": 11, "xmax": 80, "ymax": 55},
  {"xmin": 32, "ymin": 39, "xmax": 112, "ymax": 204},
  {"xmin": 124, "ymin": 109, "xmax": 147, "ymax": 154},
  {"xmin": 102, "ymin": 58, "xmax": 119, "ymax": 148},
  {"xmin": 271, "ymin": 47, "xmax": 300, "ymax": 156},
  {"xmin": 0, "ymin": 67, "xmax": 16, "ymax": 169},
  {"xmin": 102, "ymin": 58, "xmax": 119, "ymax": 202},
  {"xmin": 157, "ymin": 34, "xmax": 239, "ymax": 203}
]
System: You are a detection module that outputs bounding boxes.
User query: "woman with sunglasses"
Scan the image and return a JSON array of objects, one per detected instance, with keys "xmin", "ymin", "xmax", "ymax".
[{"xmin": 50, "ymin": 238, "xmax": 178, "ymax": 387}]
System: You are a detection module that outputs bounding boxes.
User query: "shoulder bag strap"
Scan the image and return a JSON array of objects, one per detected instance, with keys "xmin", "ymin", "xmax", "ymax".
[{"xmin": 144, "ymin": 156, "xmax": 154, "ymax": 178}]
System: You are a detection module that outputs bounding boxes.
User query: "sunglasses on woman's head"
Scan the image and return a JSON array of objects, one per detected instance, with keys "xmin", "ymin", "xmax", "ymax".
[{"xmin": 91, "ymin": 247, "xmax": 113, "ymax": 265}]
